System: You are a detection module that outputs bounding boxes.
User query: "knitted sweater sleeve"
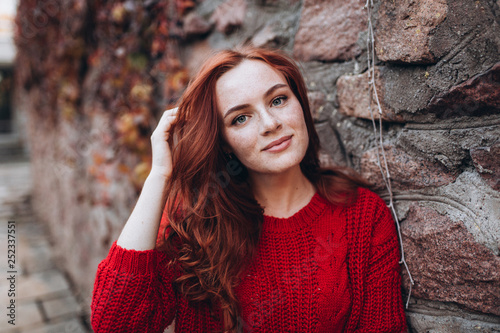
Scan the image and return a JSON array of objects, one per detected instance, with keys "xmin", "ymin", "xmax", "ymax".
[
  {"xmin": 91, "ymin": 240, "xmax": 179, "ymax": 333},
  {"xmin": 348, "ymin": 188, "xmax": 407, "ymax": 332}
]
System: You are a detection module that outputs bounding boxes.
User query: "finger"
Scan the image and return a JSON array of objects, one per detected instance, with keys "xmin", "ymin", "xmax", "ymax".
[
  {"xmin": 155, "ymin": 111, "xmax": 179, "ymax": 132},
  {"xmin": 164, "ymin": 116, "xmax": 179, "ymax": 129},
  {"xmin": 162, "ymin": 107, "xmax": 178, "ymax": 116},
  {"xmin": 160, "ymin": 108, "xmax": 179, "ymax": 125}
]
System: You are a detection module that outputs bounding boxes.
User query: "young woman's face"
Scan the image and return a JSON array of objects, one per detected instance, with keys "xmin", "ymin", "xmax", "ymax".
[{"xmin": 216, "ymin": 59, "xmax": 309, "ymax": 177}]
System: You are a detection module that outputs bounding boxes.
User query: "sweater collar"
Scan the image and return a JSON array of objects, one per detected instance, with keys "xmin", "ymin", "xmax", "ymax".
[{"xmin": 262, "ymin": 191, "xmax": 329, "ymax": 234}]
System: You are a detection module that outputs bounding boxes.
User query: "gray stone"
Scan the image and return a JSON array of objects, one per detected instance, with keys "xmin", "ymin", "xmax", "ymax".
[
  {"xmin": 405, "ymin": 297, "xmax": 500, "ymax": 332},
  {"xmin": 315, "ymin": 122, "xmax": 347, "ymax": 167},
  {"xmin": 433, "ymin": 171, "xmax": 500, "ymax": 255},
  {"xmin": 393, "ymin": 171, "xmax": 500, "ymax": 255},
  {"xmin": 331, "ymin": 115, "xmax": 376, "ymax": 170},
  {"xmin": 376, "ymin": 65, "xmax": 435, "ymax": 118},
  {"xmin": 471, "ymin": 143, "xmax": 500, "ymax": 191},
  {"xmin": 360, "ymin": 145, "xmax": 457, "ymax": 190},
  {"xmin": 259, "ymin": 0, "xmax": 300, "ymax": 6},
  {"xmin": 428, "ymin": 0, "xmax": 500, "ymax": 63},
  {"xmin": 407, "ymin": 312, "xmax": 500, "ymax": 333},
  {"xmin": 301, "ymin": 60, "xmax": 358, "ymax": 94},
  {"xmin": 375, "ymin": 0, "xmax": 448, "ymax": 64},
  {"xmin": 308, "ymin": 91, "xmax": 333, "ymax": 123},
  {"xmin": 397, "ymin": 124, "xmax": 500, "ymax": 170},
  {"xmin": 376, "ymin": 46, "xmax": 499, "ymax": 123},
  {"xmin": 337, "ymin": 68, "xmax": 405, "ymax": 122},
  {"xmin": 426, "ymin": 63, "xmax": 500, "ymax": 119},
  {"xmin": 250, "ymin": 23, "xmax": 288, "ymax": 49},
  {"xmin": 401, "ymin": 204, "xmax": 500, "ymax": 316}
]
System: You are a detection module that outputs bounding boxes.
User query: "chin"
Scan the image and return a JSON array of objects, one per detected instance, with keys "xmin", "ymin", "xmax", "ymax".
[{"xmin": 257, "ymin": 155, "xmax": 305, "ymax": 175}]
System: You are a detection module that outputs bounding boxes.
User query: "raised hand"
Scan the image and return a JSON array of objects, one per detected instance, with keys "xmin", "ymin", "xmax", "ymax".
[{"xmin": 150, "ymin": 107, "xmax": 179, "ymax": 178}]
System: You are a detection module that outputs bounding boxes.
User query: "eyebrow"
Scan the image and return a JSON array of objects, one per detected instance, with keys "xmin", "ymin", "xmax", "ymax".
[{"xmin": 223, "ymin": 83, "xmax": 288, "ymax": 119}]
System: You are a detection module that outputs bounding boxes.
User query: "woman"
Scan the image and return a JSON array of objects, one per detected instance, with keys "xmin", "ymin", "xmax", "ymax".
[{"xmin": 91, "ymin": 48, "xmax": 407, "ymax": 332}]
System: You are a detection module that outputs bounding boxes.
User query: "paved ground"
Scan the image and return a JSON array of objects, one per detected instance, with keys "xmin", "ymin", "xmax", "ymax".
[{"xmin": 0, "ymin": 160, "xmax": 91, "ymax": 333}]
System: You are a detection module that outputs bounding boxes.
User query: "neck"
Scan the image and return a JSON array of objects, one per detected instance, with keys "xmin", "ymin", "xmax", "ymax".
[{"xmin": 249, "ymin": 166, "xmax": 316, "ymax": 218}]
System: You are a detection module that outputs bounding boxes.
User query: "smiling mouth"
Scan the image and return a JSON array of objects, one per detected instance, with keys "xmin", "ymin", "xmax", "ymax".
[{"xmin": 262, "ymin": 135, "xmax": 293, "ymax": 152}]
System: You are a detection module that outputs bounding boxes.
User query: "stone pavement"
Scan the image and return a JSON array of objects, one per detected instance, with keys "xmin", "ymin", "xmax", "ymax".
[{"xmin": 0, "ymin": 161, "xmax": 91, "ymax": 333}]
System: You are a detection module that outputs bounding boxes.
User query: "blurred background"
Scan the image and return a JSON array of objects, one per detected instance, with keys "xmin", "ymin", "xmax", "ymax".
[
  {"xmin": 0, "ymin": 0, "xmax": 499, "ymax": 332},
  {"xmin": 0, "ymin": 1, "xmax": 17, "ymax": 141}
]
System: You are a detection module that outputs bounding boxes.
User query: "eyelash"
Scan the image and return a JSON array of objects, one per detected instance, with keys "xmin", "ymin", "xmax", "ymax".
[
  {"xmin": 232, "ymin": 115, "xmax": 247, "ymax": 125},
  {"xmin": 272, "ymin": 95, "xmax": 287, "ymax": 106},
  {"xmin": 230, "ymin": 95, "xmax": 288, "ymax": 125}
]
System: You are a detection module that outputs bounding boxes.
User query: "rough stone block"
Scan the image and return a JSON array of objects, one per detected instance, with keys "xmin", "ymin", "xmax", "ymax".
[
  {"xmin": 337, "ymin": 68, "xmax": 404, "ymax": 122},
  {"xmin": 407, "ymin": 312, "xmax": 500, "ymax": 333},
  {"xmin": 251, "ymin": 24, "xmax": 280, "ymax": 49},
  {"xmin": 315, "ymin": 122, "xmax": 347, "ymax": 167},
  {"xmin": 428, "ymin": 171, "xmax": 500, "ymax": 256},
  {"xmin": 375, "ymin": 0, "xmax": 448, "ymax": 64},
  {"xmin": 397, "ymin": 125, "xmax": 499, "ymax": 170},
  {"xmin": 260, "ymin": 0, "xmax": 300, "ymax": 6},
  {"xmin": 293, "ymin": 0, "xmax": 367, "ymax": 61},
  {"xmin": 401, "ymin": 204, "xmax": 500, "ymax": 316},
  {"xmin": 427, "ymin": 0, "xmax": 499, "ymax": 63},
  {"xmin": 426, "ymin": 62, "xmax": 500, "ymax": 119},
  {"xmin": 307, "ymin": 91, "xmax": 333, "ymax": 123},
  {"xmin": 360, "ymin": 145, "xmax": 457, "ymax": 190},
  {"xmin": 210, "ymin": 0, "xmax": 247, "ymax": 34},
  {"xmin": 371, "ymin": 50, "xmax": 499, "ymax": 122},
  {"xmin": 183, "ymin": 12, "xmax": 212, "ymax": 38},
  {"xmin": 470, "ymin": 143, "xmax": 500, "ymax": 191}
]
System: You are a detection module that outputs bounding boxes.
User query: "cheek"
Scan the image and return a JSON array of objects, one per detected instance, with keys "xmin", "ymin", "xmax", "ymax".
[
  {"xmin": 283, "ymin": 99, "xmax": 306, "ymax": 126},
  {"xmin": 287, "ymin": 109, "xmax": 308, "ymax": 136},
  {"xmin": 224, "ymin": 129, "xmax": 255, "ymax": 156},
  {"xmin": 287, "ymin": 108, "xmax": 309, "ymax": 150}
]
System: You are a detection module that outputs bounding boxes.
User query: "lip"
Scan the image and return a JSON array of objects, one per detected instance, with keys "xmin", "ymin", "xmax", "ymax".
[{"xmin": 262, "ymin": 135, "xmax": 293, "ymax": 152}]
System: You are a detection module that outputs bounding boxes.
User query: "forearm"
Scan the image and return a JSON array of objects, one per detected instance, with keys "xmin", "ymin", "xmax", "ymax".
[
  {"xmin": 358, "ymin": 194, "xmax": 407, "ymax": 331},
  {"xmin": 117, "ymin": 168, "xmax": 169, "ymax": 250},
  {"xmin": 91, "ymin": 240, "xmax": 177, "ymax": 332}
]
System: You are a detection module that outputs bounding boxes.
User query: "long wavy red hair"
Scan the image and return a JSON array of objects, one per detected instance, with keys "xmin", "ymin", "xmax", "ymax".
[{"xmin": 157, "ymin": 47, "xmax": 368, "ymax": 332}]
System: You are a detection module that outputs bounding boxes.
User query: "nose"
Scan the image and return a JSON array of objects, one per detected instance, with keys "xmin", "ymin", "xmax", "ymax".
[{"xmin": 259, "ymin": 109, "xmax": 282, "ymax": 136}]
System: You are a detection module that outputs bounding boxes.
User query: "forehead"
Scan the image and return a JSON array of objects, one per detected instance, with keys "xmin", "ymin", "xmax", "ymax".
[{"xmin": 216, "ymin": 60, "xmax": 287, "ymax": 106}]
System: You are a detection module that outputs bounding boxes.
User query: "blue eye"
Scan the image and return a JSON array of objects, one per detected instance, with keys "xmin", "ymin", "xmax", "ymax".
[
  {"xmin": 272, "ymin": 96, "xmax": 287, "ymax": 107},
  {"xmin": 232, "ymin": 115, "xmax": 247, "ymax": 125}
]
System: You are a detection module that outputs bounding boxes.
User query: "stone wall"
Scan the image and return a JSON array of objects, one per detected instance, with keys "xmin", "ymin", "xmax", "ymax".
[{"xmin": 14, "ymin": 0, "xmax": 500, "ymax": 331}]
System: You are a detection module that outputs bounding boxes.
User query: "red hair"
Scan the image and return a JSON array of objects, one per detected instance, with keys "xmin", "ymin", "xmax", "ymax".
[{"xmin": 158, "ymin": 47, "xmax": 368, "ymax": 332}]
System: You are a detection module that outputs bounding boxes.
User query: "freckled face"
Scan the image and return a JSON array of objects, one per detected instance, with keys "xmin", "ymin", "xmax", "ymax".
[{"xmin": 216, "ymin": 59, "xmax": 309, "ymax": 177}]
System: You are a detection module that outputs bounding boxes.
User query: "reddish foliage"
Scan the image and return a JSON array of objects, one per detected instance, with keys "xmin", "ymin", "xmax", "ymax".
[{"xmin": 15, "ymin": 0, "xmax": 192, "ymax": 194}]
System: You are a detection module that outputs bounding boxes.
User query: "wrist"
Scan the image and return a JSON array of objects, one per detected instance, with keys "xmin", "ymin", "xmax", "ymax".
[{"xmin": 148, "ymin": 167, "xmax": 171, "ymax": 181}]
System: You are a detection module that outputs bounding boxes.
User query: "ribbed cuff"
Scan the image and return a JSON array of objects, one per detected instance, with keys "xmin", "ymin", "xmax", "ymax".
[{"xmin": 105, "ymin": 240, "xmax": 170, "ymax": 276}]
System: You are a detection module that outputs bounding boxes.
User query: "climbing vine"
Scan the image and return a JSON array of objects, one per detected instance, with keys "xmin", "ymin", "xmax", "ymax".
[{"xmin": 364, "ymin": 0, "xmax": 414, "ymax": 308}]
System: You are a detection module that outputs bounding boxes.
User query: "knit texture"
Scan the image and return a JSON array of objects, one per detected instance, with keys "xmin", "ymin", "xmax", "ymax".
[{"xmin": 91, "ymin": 188, "xmax": 407, "ymax": 332}]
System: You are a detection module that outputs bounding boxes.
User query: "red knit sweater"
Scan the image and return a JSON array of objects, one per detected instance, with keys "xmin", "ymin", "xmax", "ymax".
[{"xmin": 91, "ymin": 188, "xmax": 407, "ymax": 332}]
